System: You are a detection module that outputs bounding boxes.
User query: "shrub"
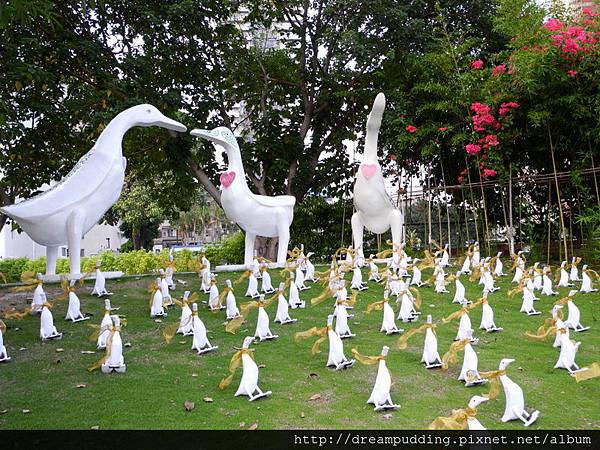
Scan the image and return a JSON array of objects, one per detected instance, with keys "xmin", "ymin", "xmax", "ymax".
[{"xmin": 0, "ymin": 234, "xmax": 247, "ymax": 283}]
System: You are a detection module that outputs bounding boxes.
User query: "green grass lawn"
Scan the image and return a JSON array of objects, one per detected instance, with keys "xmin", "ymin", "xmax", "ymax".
[{"xmin": 0, "ymin": 266, "xmax": 598, "ymax": 430}]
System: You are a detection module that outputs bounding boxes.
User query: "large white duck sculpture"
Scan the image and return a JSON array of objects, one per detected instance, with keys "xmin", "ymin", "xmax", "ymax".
[
  {"xmin": 352, "ymin": 93, "xmax": 404, "ymax": 260},
  {"xmin": 190, "ymin": 127, "xmax": 295, "ymax": 267},
  {"xmin": 1, "ymin": 105, "xmax": 186, "ymax": 276}
]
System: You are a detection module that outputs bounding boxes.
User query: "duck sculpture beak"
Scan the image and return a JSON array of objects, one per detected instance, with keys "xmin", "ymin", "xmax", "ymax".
[
  {"xmin": 157, "ymin": 115, "xmax": 187, "ymax": 133},
  {"xmin": 190, "ymin": 128, "xmax": 219, "ymax": 143}
]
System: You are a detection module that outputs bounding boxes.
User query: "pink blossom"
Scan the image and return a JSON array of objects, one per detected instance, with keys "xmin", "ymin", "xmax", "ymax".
[
  {"xmin": 457, "ymin": 175, "xmax": 464, "ymax": 183},
  {"xmin": 470, "ymin": 102, "xmax": 491, "ymax": 115},
  {"xmin": 562, "ymin": 38, "xmax": 580, "ymax": 54},
  {"xmin": 465, "ymin": 144, "xmax": 481, "ymax": 155},
  {"xmin": 389, "ymin": 154, "xmax": 397, "ymax": 161},
  {"xmin": 471, "ymin": 60, "xmax": 484, "ymax": 70},
  {"xmin": 582, "ymin": 7, "xmax": 598, "ymax": 18},
  {"xmin": 499, "ymin": 101, "xmax": 520, "ymax": 117},
  {"xmin": 406, "ymin": 125, "xmax": 417, "ymax": 133},
  {"xmin": 567, "ymin": 70, "xmax": 578, "ymax": 77},
  {"xmin": 550, "ymin": 34, "xmax": 563, "ymax": 47},
  {"xmin": 492, "ymin": 65, "xmax": 506, "ymax": 76},
  {"xmin": 485, "ymin": 134, "xmax": 499, "ymax": 146},
  {"xmin": 438, "ymin": 127, "xmax": 448, "ymax": 131},
  {"xmin": 483, "ymin": 169, "xmax": 497, "ymax": 178},
  {"xmin": 566, "ymin": 26, "xmax": 586, "ymax": 41},
  {"xmin": 543, "ymin": 18, "xmax": 563, "ymax": 32}
]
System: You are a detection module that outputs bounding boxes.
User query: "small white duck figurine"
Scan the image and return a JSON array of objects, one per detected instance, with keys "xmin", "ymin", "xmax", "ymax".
[
  {"xmin": 224, "ymin": 280, "xmax": 241, "ymax": 320},
  {"xmin": 353, "ymin": 345, "xmax": 400, "ymax": 411},
  {"xmin": 0, "ymin": 105, "xmax": 186, "ymax": 276},
  {"xmin": 97, "ymin": 299, "xmax": 113, "ymax": 349},
  {"xmin": 562, "ymin": 290, "xmax": 590, "ymax": 332},
  {"xmin": 498, "ymin": 358, "xmax": 539, "ymax": 426},
  {"xmin": 220, "ymin": 336, "xmax": 271, "ymax": 401},
  {"xmin": 260, "ymin": 262, "xmax": 276, "ymax": 294},
  {"xmin": 40, "ymin": 303, "xmax": 62, "ymax": 341},
  {"xmin": 90, "ymin": 260, "xmax": 112, "ymax": 296},
  {"xmin": 176, "ymin": 291, "xmax": 194, "ymax": 336},
  {"xmin": 100, "ymin": 315, "xmax": 126, "ymax": 373},
  {"xmin": 479, "ymin": 293, "xmax": 502, "ymax": 332},
  {"xmin": 0, "ymin": 320, "xmax": 11, "ymax": 363},
  {"xmin": 64, "ymin": 279, "xmax": 89, "ymax": 322},
  {"xmin": 554, "ymin": 327, "xmax": 581, "ymax": 374},
  {"xmin": 274, "ymin": 282, "xmax": 296, "ymax": 325},
  {"xmin": 190, "ymin": 303, "xmax": 218, "ymax": 354}
]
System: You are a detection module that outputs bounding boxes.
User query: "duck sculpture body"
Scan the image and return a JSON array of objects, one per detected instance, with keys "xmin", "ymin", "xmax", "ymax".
[
  {"xmin": 352, "ymin": 93, "xmax": 404, "ymax": 260},
  {"xmin": 190, "ymin": 127, "xmax": 295, "ymax": 267},
  {"xmin": 0, "ymin": 105, "xmax": 186, "ymax": 276}
]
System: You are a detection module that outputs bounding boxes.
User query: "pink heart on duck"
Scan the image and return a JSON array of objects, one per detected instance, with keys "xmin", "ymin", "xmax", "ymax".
[
  {"xmin": 220, "ymin": 171, "xmax": 236, "ymax": 188},
  {"xmin": 361, "ymin": 164, "xmax": 378, "ymax": 179}
]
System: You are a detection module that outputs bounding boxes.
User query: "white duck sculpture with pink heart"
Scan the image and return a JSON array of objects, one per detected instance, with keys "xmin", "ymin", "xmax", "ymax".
[
  {"xmin": 352, "ymin": 93, "xmax": 404, "ymax": 260},
  {"xmin": 190, "ymin": 127, "xmax": 295, "ymax": 267}
]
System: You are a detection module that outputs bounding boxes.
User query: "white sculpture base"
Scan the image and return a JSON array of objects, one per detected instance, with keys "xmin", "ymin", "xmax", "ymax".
[
  {"xmin": 41, "ymin": 271, "xmax": 124, "ymax": 283},
  {"xmin": 215, "ymin": 263, "xmax": 283, "ymax": 272}
]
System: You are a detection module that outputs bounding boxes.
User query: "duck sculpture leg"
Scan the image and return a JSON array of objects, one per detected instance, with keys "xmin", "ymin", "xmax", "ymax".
[
  {"xmin": 1, "ymin": 105, "xmax": 186, "ymax": 277},
  {"xmin": 46, "ymin": 246, "xmax": 59, "ymax": 276}
]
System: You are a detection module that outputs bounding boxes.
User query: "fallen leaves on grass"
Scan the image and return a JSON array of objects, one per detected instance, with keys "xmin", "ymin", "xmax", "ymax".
[
  {"xmin": 300, "ymin": 412, "xmax": 305, "ymax": 418},
  {"xmin": 308, "ymin": 373, "xmax": 319, "ymax": 379},
  {"xmin": 383, "ymin": 413, "xmax": 393, "ymax": 420},
  {"xmin": 258, "ymin": 364, "xmax": 266, "ymax": 368},
  {"xmin": 308, "ymin": 393, "xmax": 321, "ymax": 401},
  {"xmin": 76, "ymin": 384, "xmax": 87, "ymax": 389},
  {"xmin": 80, "ymin": 350, "xmax": 95, "ymax": 354},
  {"xmin": 183, "ymin": 400, "xmax": 195, "ymax": 411},
  {"xmin": 22, "ymin": 409, "xmax": 30, "ymax": 414},
  {"xmin": 203, "ymin": 397, "xmax": 213, "ymax": 403},
  {"xmin": 90, "ymin": 426, "xmax": 99, "ymax": 430},
  {"xmin": 55, "ymin": 348, "xmax": 64, "ymax": 353},
  {"xmin": 247, "ymin": 423, "xmax": 258, "ymax": 430}
]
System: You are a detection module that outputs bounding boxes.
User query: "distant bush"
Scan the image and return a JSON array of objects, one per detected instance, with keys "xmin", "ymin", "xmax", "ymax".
[{"xmin": 0, "ymin": 232, "xmax": 245, "ymax": 283}]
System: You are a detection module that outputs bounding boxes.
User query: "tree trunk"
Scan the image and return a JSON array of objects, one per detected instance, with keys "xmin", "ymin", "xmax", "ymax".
[
  {"xmin": 133, "ymin": 226, "xmax": 142, "ymax": 250},
  {"xmin": 0, "ymin": 213, "xmax": 7, "ymax": 234},
  {"xmin": 186, "ymin": 157, "xmax": 222, "ymax": 206}
]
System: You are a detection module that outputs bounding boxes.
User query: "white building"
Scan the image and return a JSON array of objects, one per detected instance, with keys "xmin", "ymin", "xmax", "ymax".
[{"xmin": 0, "ymin": 221, "xmax": 125, "ymax": 260}]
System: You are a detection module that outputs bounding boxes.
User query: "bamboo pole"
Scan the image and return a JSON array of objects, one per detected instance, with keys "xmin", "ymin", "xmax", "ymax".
[
  {"xmin": 478, "ymin": 164, "xmax": 492, "ymax": 256},
  {"xmin": 465, "ymin": 157, "xmax": 479, "ymax": 244},
  {"xmin": 547, "ymin": 127, "xmax": 569, "ymax": 261},
  {"xmin": 508, "ymin": 164, "xmax": 515, "ymax": 254},
  {"xmin": 461, "ymin": 189, "xmax": 470, "ymax": 244},
  {"xmin": 590, "ymin": 140, "xmax": 600, "ymax": 206},
  {"xmin": 547, "ymin": 182, "xmax": 552, "ymax": 266}
]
